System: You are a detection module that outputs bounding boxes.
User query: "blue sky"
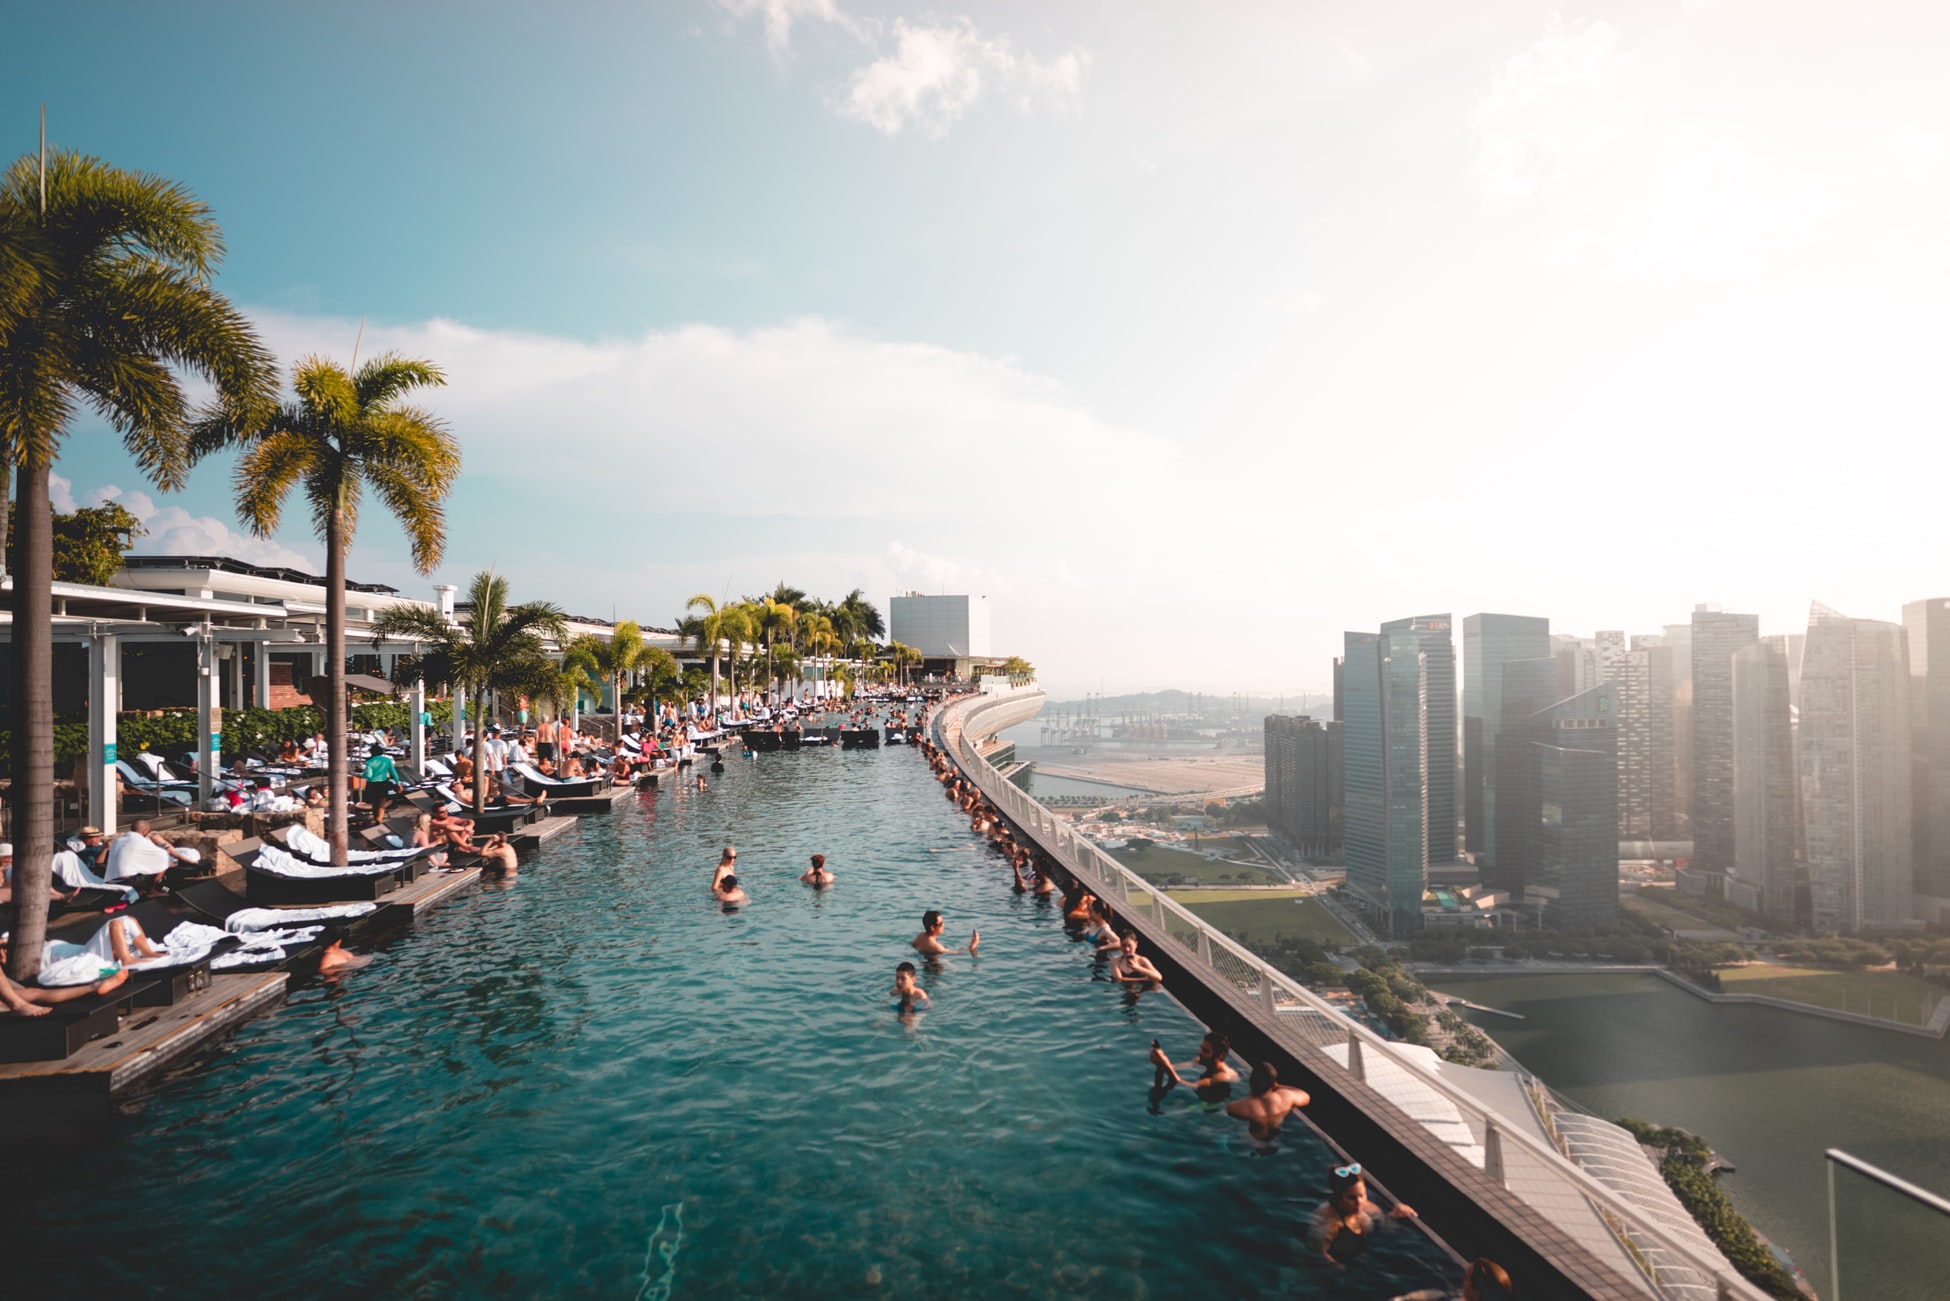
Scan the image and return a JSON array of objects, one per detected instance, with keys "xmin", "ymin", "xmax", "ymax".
[{"xmin": 10, "ymin": 1, "xmax": 1950, "ymax": 695}]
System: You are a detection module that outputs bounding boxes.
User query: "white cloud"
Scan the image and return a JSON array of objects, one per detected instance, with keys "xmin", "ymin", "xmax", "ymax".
[
  {"xmin": 1471, "ymin": 17, "xmax": 1622, "ymax": 214},
  {"xmin": 50, "ymin": 473, "xmax": 318, "ymax": 572},
  {"xmin": 837, "ymin": 20, "xmax": 1088, "ymax": 137},
  {"xmin": 712, "ymin": 0, "xmax": 859, "ymax": 63}
]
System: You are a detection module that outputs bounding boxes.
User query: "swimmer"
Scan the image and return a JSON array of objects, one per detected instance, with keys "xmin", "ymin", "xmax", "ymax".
[
  {"xmin": 1313, "ymin": 1162, "xmax": 1416, "ymax": 1268},
  {"xmin": 712, "ymin": 846, "xmax": 737, "ymax": 889},
  {"xmin": 1179, "ymin": 1031, "xmax": 1241, "ymax": 1100},
  {"xmin": 315, "ymin": 925, "xmax": 372, "ymax": 977},
  {"xmin": 912, "ymin": 910, "xmax": 978, "ymax": 957},
  {"xmin": 479, "ymin": 832, "xmax": 518, "ymax": 875},
  {"xmin": 1109, "ymin": 932, "xmax": 1164, "ymax": 985},
  {"xmin": 1224, "ymin": 1060, "xmax": 1312, "ymax": 1143},
  {"xmin": 714, "ymin": 873, "xmax": 747, "ymax": 907},
  {"xmin": 1031, "ymin": 866, "xmax": 1057, "ymax": 897},
  {"xmin": 892, "ymin": 961, "xmax": 929, "ymax": 1007},
  {"xmin": 800, "ymin": 853, "xmax": 834, "ymax": 887},
  {"xmin": 695, "ymin": 774, "xmax": 708, "ymax": 791}
]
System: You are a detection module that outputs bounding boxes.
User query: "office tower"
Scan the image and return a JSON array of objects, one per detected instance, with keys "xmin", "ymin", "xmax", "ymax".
[
  {"xmin": 1463, "ymin": 613, "xmax": 1551, "ymax": 866},
  {"xmin": 1595, "ymin": 631, "xmax": 1653, "ymax": 841},
  {"xmin": 1732, "ymin": 637, "xmax": 1798, "ymax": 923},
  {"xmin": 1380, "ymin": 614, "xmax": 1456, "ymax": 863},
  {"xmin": 1342, "ymin": 629, "xmax": 1429, "ymax": 935},
  {"xmin": 1802, "ymin": 604, "xmax": 1913, "ymax": 931},
  {"xmin": 1264, "ymin": 715, "xmax": 1343, "ymax": 856},
  {"xmin": 1633, "ymin": 634, "xmax": 1680, "ymax": 840},
  {"xmin": 1663, "ymin": 621, "xmax": 1695, "ymax": 836},
  {"xmin": 1489, "ymin": 657, "xmax": 1559, "ymax": 897},
  {"xmin": 1903, "ymin": 598, "xmax": 1950, "ymax": 908},
  {"xmin": 1529, "ymin": 682, "xmax": 1621, "ymax": 930},
  {"xmin": 1690, "ymin": 607, "xmax": 1760, "ymax": 877},
  {"xmin": 1332, "ymin": 656, "xmax": 1344, "ymax": 723},
  {"xmin": 1553, "ymin": 633, "xmax": 1598, "ymax": 702}
]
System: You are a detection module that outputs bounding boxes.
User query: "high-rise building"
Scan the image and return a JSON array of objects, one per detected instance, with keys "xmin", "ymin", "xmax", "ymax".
[
  {"xmin": 1801, "ymin": 603, "xmax": 1913, "ymax": 932},
  {"xmin": 1264, "ymin": 715, "xmax": 1344, "ymax": 856},
  {"xmin": 1380, "ymin": 614, "xmax": 1456, "ymax": 863},
  {"xmin": 1463, "ymin": 613, "xmax": 1551, "ymax": 868},
  {"xmin": 1488, "ymin": 657, "xmax": 1559, "ymax": 897},
  {"xmin": 1633, "ymin": 634, "xmax": 1680, "ymax": 840},
  {"xmin": 1552, "ymin": 633, "xmax": 1598, "ymax": 703},
  {"xmin": 1342, "ymin": 629, "xmax": 1429, "ymax": 935},
  {"xmin": 1595, "ymin": 631, "xmax": 1653, "ymax": 840},
  {"xmin": 1528, "ymin": 682, "xmax": 1621, "ymax": 930},
  {"xmin": 1732, "ymin": 636, "xmax": 1798, "ymax": 923},
  {"xmin": 1903, "ymin": 598, "xmax": 1950, "ymax": 910},
  {"xmin": 1690, "ymin": 607, "xmax": 1760, "ymax": 877}
]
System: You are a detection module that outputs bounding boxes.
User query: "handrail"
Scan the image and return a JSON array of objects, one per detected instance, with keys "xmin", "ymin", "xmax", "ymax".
[{"xmin": 935, "ymin": 687, "xmax": 1765, "ymax": 1301}]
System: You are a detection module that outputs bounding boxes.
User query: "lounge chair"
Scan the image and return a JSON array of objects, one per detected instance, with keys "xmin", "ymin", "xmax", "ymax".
[
  {"xmin": 424, "ymin": 785, "xmax": 538, "ymax": 834},
  {"xmin": 238, "ymin": 841, "xmax": 406, "ymax": 906},
  {"xmin": 509, "ymin": 763, "xmax": 602, "ymax": 798}
]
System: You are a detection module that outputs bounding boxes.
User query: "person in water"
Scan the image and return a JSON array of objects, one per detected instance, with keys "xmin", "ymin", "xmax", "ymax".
[
  {"xmin": 1177, "ymin": 1030, "xmax": 1240, "ymax": 1100},
  {"xmin": 1108, "ymin": 932, "xmax": 1164, "ymax": 985},
  {"xmin": 1390, "ymin": 1257, "xmax": 1514, "ymax": 1301},
  {"xmin": 912, "ymin": 910, "xmax": 978, "ymax": 957},
  {"xmin": 712, "ymin": 846, "xmax": 737, "ymax": 889},
  {"xmin": 1312, "ymin": 1162, "xmax": 1416, "ymax": 1267},
  {"xmin": 315, "ymin": 926, "xmax": 372, "ymax": 977},
  {"xmin": 800, "ymin": 853, "xmax": 834, "ymax": 887},
  {"xmin": 714, "ymin": 873, "xmax": 747, "ymax": 907},
  {"xmin": 892, "ymin": 960, "xmax": 929, "ymax": 1008},
  {"xmin": 1224, "ymin": 1060, "xmax": 1312, "ymax": 1142},
  {"xmin": 479, "ymin": 832, "xmax": 517, "ymax": 875}
]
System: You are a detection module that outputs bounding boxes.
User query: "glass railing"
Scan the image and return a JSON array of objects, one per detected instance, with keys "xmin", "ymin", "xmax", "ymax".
[{"xmin": 1826, "ymin": 1149, "xmax": 1950, "ymax": 1300}]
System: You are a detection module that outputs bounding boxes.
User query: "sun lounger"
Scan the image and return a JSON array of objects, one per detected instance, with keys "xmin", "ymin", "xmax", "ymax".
[
  {"xmin": 425, "ymin": 786, "xmax": 537, "ymax": 834},
  {"xmin": 509, "ymin": 763, "xmax": 602, "ymax": 798},
  {"xmin": 240, "ymin": 843, "xmax": 405, "ymax": 906}
]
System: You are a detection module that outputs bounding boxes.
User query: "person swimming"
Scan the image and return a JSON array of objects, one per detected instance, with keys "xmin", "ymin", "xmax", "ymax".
[
  {"xmin": 714, "ymin": 873, "xmax": 747, "ymax": 907},
  {"xmin": 1109, "ymin": 932, "xmax": 1164, "ymax": 985},
  {"xmin": 1224, "ymin": 1060, "xmax": 1312, "ymax": 1144},
  {"xmin": 800, "ymin": 853, "xmax": 834, "ymax": 887},
  {"xmin": 315, "ymin": 925, "xmax": 373, "ymax": 977},
  {"xmin": 1178, "ymin": 1030, "xmax": 1240, "ymax": 1101},
  {"xmin": 912, "ymin": 909, "xmax": 978, "ymax": 957},
  {"xmin": 892, "ymin": 960, "xmax": 929, "ymax": 1009},
  {"xmin": 1312, "ymin": 1162, "xmax": 1417, "ymax": 1267}
]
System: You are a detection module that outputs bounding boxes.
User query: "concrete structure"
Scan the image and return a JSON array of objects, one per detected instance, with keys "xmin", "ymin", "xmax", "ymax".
[
  {"xmin": 1263, "ymin": 714, "xmax": 1343, "ymax": 855},
  {"xmin": 1529, "ymin": 682, "xmax": 1622, "ymax": 929},
  {"xmin": 1904, "ymin": 598, "xmax": 1950, "ymax": 918},
  {"xmin": 1463, "ymin": 613, "xmax": 1551, "ymax": 869},
  {"xmin": 1380, "ymin": 614, "xmax": 1456, "ymax": 863},
  {"xmin": 1801, "ymin": 603, "xmax": 1913, "ymax": 932},
  {"xmin": 1689, "ymin": 607, "xmax": 1758, "ymax": 878},
  {"xmin": 888, "ymin": 593, "xmax": 991, "ymax": 661},
  {"xmin": 1342, "ymin": 629, "xmax": 1429, "ymax": 935},
  {"xmin": 1731, "ymin": 636, "xmax": 1799, "ymax": 924}
]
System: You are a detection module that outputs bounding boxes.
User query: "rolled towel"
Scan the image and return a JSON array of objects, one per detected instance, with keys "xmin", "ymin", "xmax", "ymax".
[{"xmin": 223, "ymin": 903, "xmax": 377, "ymax": 933}]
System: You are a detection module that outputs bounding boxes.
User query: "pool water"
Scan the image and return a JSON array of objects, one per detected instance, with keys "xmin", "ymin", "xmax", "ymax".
[{"xmin": 8, "ymin": 748, "xmax": 1454, "ymax": 1298}]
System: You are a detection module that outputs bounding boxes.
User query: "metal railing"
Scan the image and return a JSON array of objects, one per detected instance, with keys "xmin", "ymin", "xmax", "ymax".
[
  {"xmin": 1826, "ymin": 1149, "xmax": 1950, "ymax": 1300},
  {"xmin": 936, "ymin": 687, "xmax": 1765, "ymax": 1301}
]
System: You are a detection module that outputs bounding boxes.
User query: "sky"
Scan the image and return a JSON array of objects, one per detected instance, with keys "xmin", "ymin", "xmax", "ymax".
[{"xmin": 8, "ymin": 1, "xmax": 1950, "ymax": 697}]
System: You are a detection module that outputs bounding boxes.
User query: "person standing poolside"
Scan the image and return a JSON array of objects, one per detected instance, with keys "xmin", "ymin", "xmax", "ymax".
[
  {"xmin": 913, "ymin": 910, "xmax": 978, "ymax": 957},
  {"xmin": 800, "ymin": 854, "xmax": 834, "ymax": 887},
  {"xmin": 1224, "ymin": 1060, "xmax": 1312, "ymax": 1143},
  {"xmin": 482, "ymin": 728, "xmax": 508, "ymax": 779},
  {"xmin": 363, "ymin": 748, "xmax": 400, "ymax": 823},
  {"xmin": 534, "ymin": 715, "xmax": 557, "ymax": 763}
]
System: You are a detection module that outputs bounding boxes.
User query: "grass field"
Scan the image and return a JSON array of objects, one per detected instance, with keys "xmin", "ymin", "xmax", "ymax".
[
  {"xmin": 1164, "ymin": 889, "xmax": 1357, "ymax": 946},
  {"xmin": 1111, "ymin": 842, "xmax": 1280, "ymax": 887},
  {"xmin": 1718, "ymin": 963, "xmax": 1946, "ymax": 1026},
  {"xmin": 1622, "ymin": 889, "xmax": 1743, "ymax": 938}
]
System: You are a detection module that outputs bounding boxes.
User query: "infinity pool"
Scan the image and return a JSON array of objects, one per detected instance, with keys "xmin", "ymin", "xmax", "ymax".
[{"xmin": 10, "ymin": 747, "xmax": 1454, "ymax": 1297}]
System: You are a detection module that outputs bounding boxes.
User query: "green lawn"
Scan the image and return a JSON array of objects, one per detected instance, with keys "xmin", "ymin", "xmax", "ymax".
[
  {"xmin": 1718, "ymin": 963, "xmax": 1945, "ymax": 1026},
  {"xmin": 1111, "ymin": 842, "xmax": 1279, "ymax": 887},
  {"xmin": 1164, "ymin": 889, "xmax": 1357, "ymax": 946},
  {"xmin": 1623, "ymin": 889, "xmax": 1743, "ymax": 937}
]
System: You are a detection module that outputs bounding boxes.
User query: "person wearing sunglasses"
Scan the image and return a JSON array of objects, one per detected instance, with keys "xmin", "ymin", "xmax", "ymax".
[{"xmin": 1313, "ymin": 1161, "xmax": 1417, "ymax": 1267}]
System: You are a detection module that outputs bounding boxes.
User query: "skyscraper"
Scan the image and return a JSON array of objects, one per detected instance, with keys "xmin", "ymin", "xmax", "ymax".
[
  {"xmin": 1463, "ymin": 613, "xmax": 1551, "ymax": 867},
  {"xmin": 1663, "ymin": 621, "xmax": 1695, "ymax": 837},
  {"xmin": 1633, "ymin": 634, "xmax": 1680, "ymax": 840},
  {"xmin": 1690, "ymin": 607, "xmax": 1759, "ymax": 877},
  {"xmin": 1488, "ymin": 656, "xmax": 1558, "ymax": 897},
  {"xmin": 1801, "ymin": 603, "xmax": 1912, "ymax": 932},
  {"xmin": 1380, "ymin": 614, "xmax": 1456, "ymax": 863},
  {"xmin": 1595, "ymin": 631, "xmax": 1653, "ymax": 841},
  {"xmin": 1732, "ymin": 636, "xmax": 1798, "ymax": 923},
  {"xmin": 1529, "ymin": 682, "xmax": 1621, "ymax": 930},
  {"xmin": 1264, "ymin": 715, "xmax": 1344, "ymax": 856},
  {"xmin": 1903, "ymin": 598, "xmax": 1950, "ymax": 911},
  {"xmin": 1342, "ymin": 628, "xmax": 1429, "ymax": 935}
]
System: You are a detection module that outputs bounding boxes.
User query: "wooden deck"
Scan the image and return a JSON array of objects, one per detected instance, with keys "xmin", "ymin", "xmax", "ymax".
[
  {"xmin": 542, "ymin": 786, "xmax": 637, "ymax": 816},
  {"xmin": 0, "ymin": 972, "xmax": 288, "ymax": 1127},
  {"xmin": 513, "ymin": 814, "xmax": 579, "ymax": 849},
  {"xmin": 390, "ymin": 866, "xmax": 483, "ymax": 916}
]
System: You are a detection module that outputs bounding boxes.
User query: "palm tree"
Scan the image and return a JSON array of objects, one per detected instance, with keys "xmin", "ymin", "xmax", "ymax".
[
  {"xmin": 0, "ymin": 150, "xmax": 275, "ymax": 979},
  {"xmin": 527, "ymin": 655, "xmax": 601, "ymax": 733},
  {"xmin": 755, "ymin": 599, "xmax": 798, "ymax": 701},
  {"xmin": 683, "ymin": 594, "xmax": 732, "ymax": 710},
  {"xmin": 801, "ymin": 612, "xmax": 837, "ymax": 701},
  {"xmin": 837, "ymin": 588, "xmax": 885, "ymax": 642},
  {"xmin": 631, "ymin": 645, "xmax": 681, "ymax": 722},
  {"xmin": 373, "ymin": 570, "xmax": 567, "ymax": 813},
  {"xmin": 720, "ymin": 602, "xmax": 758, "ymax": 712},
  {"xmin": 564, "ymin": 620, "xmax": 644, "ymax": 730},
  {"xmin": 228, "ymin": 353, "xmax": 458, "ymax": 859}
]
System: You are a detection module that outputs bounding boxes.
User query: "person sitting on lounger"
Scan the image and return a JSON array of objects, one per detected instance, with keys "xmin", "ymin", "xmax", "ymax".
[
  {"xmin": 800, "ymin": 854, "xmax": 834, "ymax": 888},
  {"xmin": 430, "ymin": 805, "xmax": 478, "ymax": 852},
  {"xmin": 304, "ymin": 786, "xmax": 327, "ymax": 809},
  {"xmin": 105, "ymin": 820, "xmax": 201, "ymax": 896},
  {"xmin": 52, "ymin": 833, "xmax": 138, "ymax": 905},
  {"xmin": 1109, "ymin": 932, "xmax": 1165, "ymax": 986}
]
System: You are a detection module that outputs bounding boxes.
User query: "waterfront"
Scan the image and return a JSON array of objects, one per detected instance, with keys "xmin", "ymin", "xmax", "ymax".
[
  {"xmin": 7, "ymin": 746, "xmax": 1452, "ymax": 1298},
  {"xmin": 1440, "ymin": 972, "xmax": 1950, "ymax": 1294}
]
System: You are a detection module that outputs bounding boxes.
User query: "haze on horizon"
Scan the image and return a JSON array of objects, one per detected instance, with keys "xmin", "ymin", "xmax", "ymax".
[{"xmin": 8, "ymin": 1, "xmax": 1947, "ymax": 698}]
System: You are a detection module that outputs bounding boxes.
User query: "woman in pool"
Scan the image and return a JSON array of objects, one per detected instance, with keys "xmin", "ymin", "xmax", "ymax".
[
  {"xmin": 800, "ymin": 854, "xmax": 834, "ymax": 887},
  {"xmin": 1312, "ymin": 1162, "xmax": 1416, "ymax": 1267}
]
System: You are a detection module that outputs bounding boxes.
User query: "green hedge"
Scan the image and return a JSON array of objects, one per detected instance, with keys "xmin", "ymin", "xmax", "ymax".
[{"xmin": 5, "ymin": 701, "xmax": 457, "ymax": 772}]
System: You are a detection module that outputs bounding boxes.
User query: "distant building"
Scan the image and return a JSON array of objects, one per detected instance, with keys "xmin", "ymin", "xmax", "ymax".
[
  {"xmin": 1380, "ymin": 614, "xmax": 1456, "ymax": 863},
  {"xmin": 1663, "ymin": 620, "xmax": 1695, "ymax": 837},
  {"xmin": 1903, "ymin": 598, "xmax": 1950, "ymax": 919},
  {"xmin": 1731, "ymin": 636, "xmax": 1798, "ymax": 923},
  {"xmin": 1489, "ymin": 656, "xmax": 1559, "ymax": 898},
  {"xmin": 1690, "ymin": 606, "xmax": 1759, "ymax": 878},
  {"xmin": 1463, "ymin": 613, "xmax": 1551, "ymax": 868},
  {"xmin": 1594, "ymin": 631, "xmax": 1654, "ymax": 841},
  {"xmin": 888, "ymin": 593, "xmax": 992, "ymax": 668},
  {"xmin": 1528, "ymin": 682, "xmax": 1621, "ymax": 930},
  {"xmin": 1264, "ymin": 715, "xmax": 1343, "ymax": 855},
  {"xmin": 1801, "ymin": 603, "xmax": 1913, "ymax": 932},
  {"xmin": 1342, "ymin": 628, "xmax": 1429, "ymax": 935},
  {"xmin": 1632, "ymin": 634, "xmax": 1681, "ymax": 841}
]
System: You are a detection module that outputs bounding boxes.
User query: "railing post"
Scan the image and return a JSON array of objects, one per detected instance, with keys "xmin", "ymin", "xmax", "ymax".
[
  {"xmin": 1484, "ymin": 1119, "xmax": 1506, "ymax": 1187},
  {"xmin": 1197, "ymin": 929, "xmax": 1214, "ymax": 967},
  {"xmin": 1715, "ymin": 1277, "xmax": 1736, "ymax": 1301},
  {"xmin": 1261, "ymin": 968, "xmax": 1278, "ymax": 1013},
  {"xmin": 1346, "ymin": 1028, "xmax": 1365, "ymax": 1081}
]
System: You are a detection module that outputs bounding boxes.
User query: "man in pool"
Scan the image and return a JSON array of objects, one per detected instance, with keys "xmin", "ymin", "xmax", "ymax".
[
  {"xmin": 892, "ymin": 961, "xmax": 929, "ymax": 1008},
  {"xmin": 315, "ymin": 926, "xmax": 372, "ymax": 978},
  {"xmin": 1177, "ymin": 1030, "xmax": 1240, "ymax": 1100},
  {"xmin": 1108, "ymin": 932, "xmax": 1164, "ymax": 985},
  {"xmin": 479, "ymin": 833, "xmax": 517, "ymax": 875},
  {"xmin": 912, "ymin": 910, "xmax": 978, "ymax": 957},
  {"xmin": 1224, "ymin": 1060, "xmax": 1312, "ymax": 1142},
  {"xmin": 714, "ymin": 873, "xmax": 747, "ymax": 907}
]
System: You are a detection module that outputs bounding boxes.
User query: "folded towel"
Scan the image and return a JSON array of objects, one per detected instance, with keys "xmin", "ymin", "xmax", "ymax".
[
  {"xmin": 53, "ymin": 848, "xmax": 139, "ymax": 902},
  {"xmin": 251, "ymin": 845, "xmax": 401, "ymax": 879},
  {"xmin": 223, "ymin": 903, "xmax": 376, "ymax": 933},
  {"xmin": 286, "ymin": 826, "xmax": 420, "ymax": 864}
]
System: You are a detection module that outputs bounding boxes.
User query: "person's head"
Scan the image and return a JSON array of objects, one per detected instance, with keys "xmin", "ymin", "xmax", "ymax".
[
  {"xmin": 80, "ymin": 826, "xmax": 103, "ymax": 846},
  {"xmin": 1119, "ymin": 931, "xmax": 1140, "ymax": 956},
  {"xmin": 1200, "ymin": 1030, "xmax": 1230, "ymax": 1062},
  {"xmin": 1250, "ymin": 1060, "xmax": 1279, "ymax": 1096},
  {"xmin": 1328, "ymin": 1161, "xmax": 1365, "ymax": 1211},
  {"xmin": 1464, "ymin": 1258, "xmax": 1513, "ymax": 1301},
  {"xmin": 415, "ymin": 812, "xmax": 431, "ymax": 830},
  {"xmin": 922, "ymin": 909, "xmax": 944, "ymax": 934},
  {"xmin": 318, "ymin": 925, "xmax": 348, "ymax": 951},
  {"xmin": 131, "ymin": 818, "xmax": 151, "ymax": 835},
  {"xmin": 896, "ymin": 961, "xmax": 916, "ymax": 980},
  {"xmin": 719, "ymin": 874, "xmax": 739, "ymax": 892},
  {"xmin": 721, "ymin": 846, "xmax": 737, "ymax": 864},
  {"xmin": 810, "ymin": 853, "xmax": 826, "ymax": 872}
]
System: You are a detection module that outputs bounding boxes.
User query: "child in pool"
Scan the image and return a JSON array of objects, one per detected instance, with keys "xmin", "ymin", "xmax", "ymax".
[{"xmin": 892, "ymin": 961, "xmax": 929, "ymax": 1009}]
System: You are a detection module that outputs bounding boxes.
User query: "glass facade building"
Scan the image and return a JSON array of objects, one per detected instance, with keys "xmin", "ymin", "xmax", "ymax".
[
  {"xmin": 1379, "ymin": 614, "xmax": 1456, "ymax": 863},
  {"xmin": 1530, "ymin": 680, "xmax": 1621, "ymax": 930},
  {"xmin": 1462, "ymin": 613, "xmax": 1551, "ymax": 868},
  {"xmin": 1732, "ymin": 636, "xmax": 1799, "ymax": 924},
  {"xmin": 1690, "ymin": 607, "xmax": 1760, "ymax": 876},
  {"xmin": 1342, "ymin": 629, "xmax": 1429, "ymax": 935}
]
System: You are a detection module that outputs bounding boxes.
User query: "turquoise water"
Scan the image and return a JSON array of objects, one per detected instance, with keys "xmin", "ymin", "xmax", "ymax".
[{"xmin": 9, "ymin": 749, "xmax": 1454, "ymax": 1297}]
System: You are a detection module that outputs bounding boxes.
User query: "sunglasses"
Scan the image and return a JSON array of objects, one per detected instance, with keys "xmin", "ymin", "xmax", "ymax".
[{"xmin": 1333, "ymin": 1162, "xmax": 1361, "ymax": 1180}]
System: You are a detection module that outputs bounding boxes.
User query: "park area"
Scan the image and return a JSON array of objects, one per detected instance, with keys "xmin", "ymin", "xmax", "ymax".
[
  {"xmin": 1164, "ymin": 888, "xmax": 1358, "ymax": 946},
  {"xmin": 1110, "ymin": 841, "xmax": 1280, "ymax": 887},
  {"xmin": 1719, "ymin": 962, "xmax": 1947, "ymax": 1026}
]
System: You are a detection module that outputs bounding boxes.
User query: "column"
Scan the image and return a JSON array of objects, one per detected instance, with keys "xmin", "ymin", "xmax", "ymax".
[
  {"xmin": 253, "ymin": 642, "xmax": 272, "ymax": 708},
  {"xmin": 410, "ymin": 678, "xmax": 426, "ymax": 772},
  {"xmin": 225, "ymin": 644, "xmax": 244, "ymax": 711},
  {"xmin": 451, "ymin": 689, "xmax": 467, "ymax": 754},
  {"xmin": 87, "ymin": 634, "xmax": 120, "ymax": 836},
  {"xmin": 196, "ymin": 633, "xmax": 221, "ymax": 808}
]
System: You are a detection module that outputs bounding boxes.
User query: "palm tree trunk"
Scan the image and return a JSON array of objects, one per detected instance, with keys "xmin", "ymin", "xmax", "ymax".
[
  {"xmin": 5, "ymin": 461, "xmax": 54, "ymax": 981},
  {"xmin": 0, "ymin": 459, "xmax": 11, "ymax": 579},
  {"xmin": 472, "ymin": 688, "xmax": 488, "ymax": 815},
  {"xmin": 325, "ymin": 505, "xmax": 349, "ymax": 861}
]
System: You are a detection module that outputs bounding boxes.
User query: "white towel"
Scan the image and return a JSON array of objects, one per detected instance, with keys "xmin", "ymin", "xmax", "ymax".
[
  {"xmin": 53, "ymin": 848, "xmax": 139, "ymax": 902},
  {"xmin": 286, "ymin": 825, "xmax": 418, "ymax": 864},
  {"xmin": 106, "ymin": 832, "xmax": 172, "ymax": 881},
  {"xmin": 38, "ymin": 941, "xmax": 117, "ymax": 987},
  {"xmin": 223, "ymin": 903, "xmax": 376, "ymax": 933},
  {"xmin": 252, "ymin": 844, "xmax": 400, "ymax": 879}
]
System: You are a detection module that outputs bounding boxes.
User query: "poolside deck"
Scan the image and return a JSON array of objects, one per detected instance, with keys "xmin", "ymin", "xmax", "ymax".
[
  {"xmin": 513, "ymin": 813, "xmax": 579, "ymax": 849},
  {"xmin": 541, "ymin": 787, "xmax": 637, "ymax": 816}
]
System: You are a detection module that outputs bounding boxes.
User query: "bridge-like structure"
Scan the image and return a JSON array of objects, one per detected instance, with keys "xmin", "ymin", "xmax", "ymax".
[{"xmin": 935, "ymin": 687, "xmax": 1762, "ymax": 1301}]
